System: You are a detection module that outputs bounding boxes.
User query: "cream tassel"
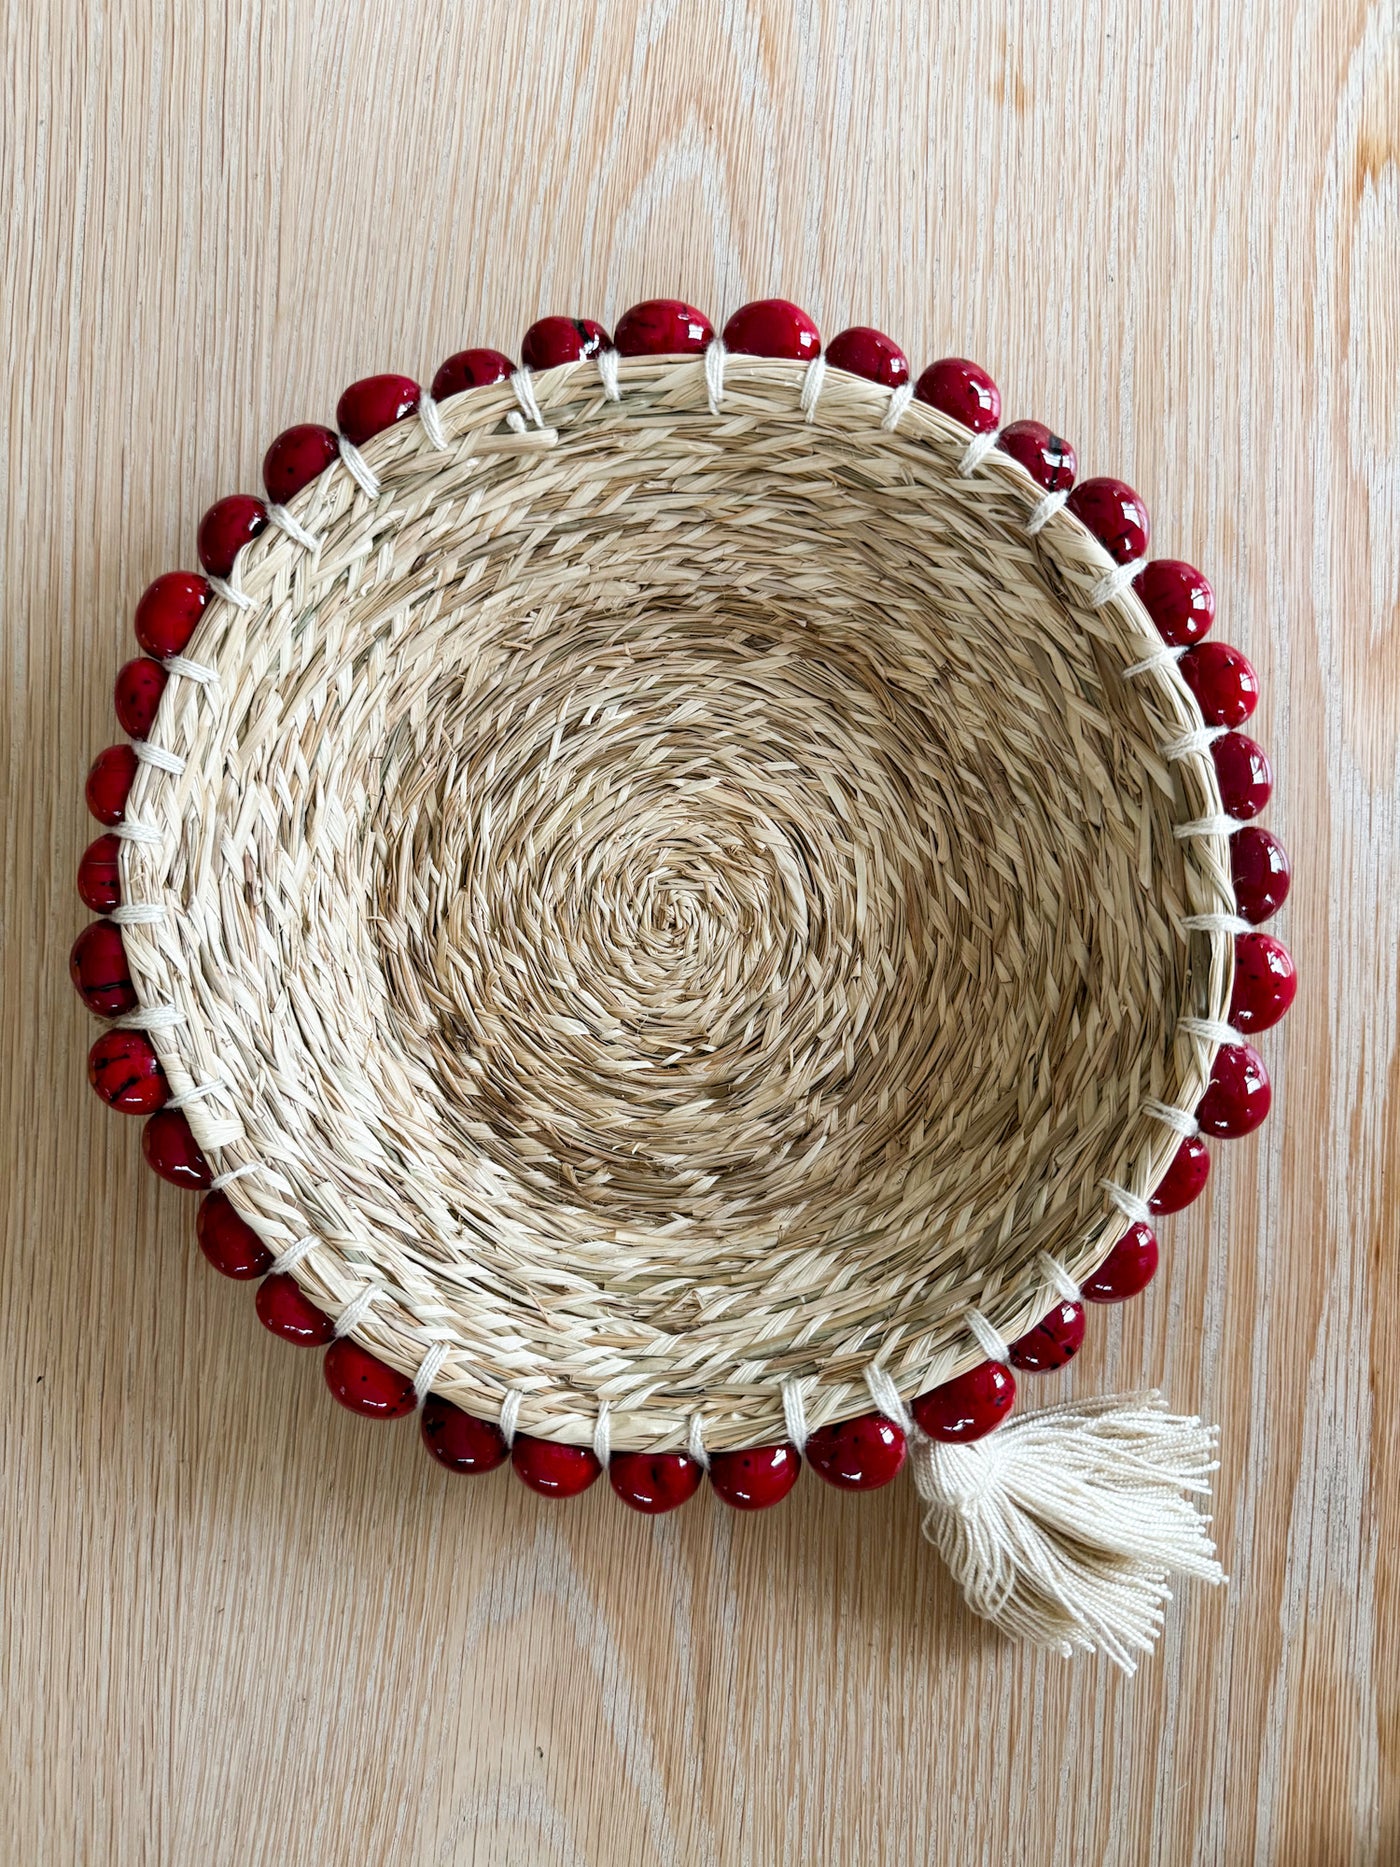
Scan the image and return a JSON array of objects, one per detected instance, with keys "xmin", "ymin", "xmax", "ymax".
[{"xmin": 910, "ymin": 1392, "xmax": 1224, "ymax": 1672}]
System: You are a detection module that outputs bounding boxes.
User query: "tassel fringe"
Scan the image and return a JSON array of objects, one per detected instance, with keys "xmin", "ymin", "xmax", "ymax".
[{"xmin": 910, "ymin": 1391, "xmax": 1224, "ymax": 1672}]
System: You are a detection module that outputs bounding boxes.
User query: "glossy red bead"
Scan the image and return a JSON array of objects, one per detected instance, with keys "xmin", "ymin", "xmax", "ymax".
[
  {"xmin": 911, "ymin": 1361, "xmax": 1015, "ymax": 1443},
  {"xmin": 430, "ymin": 347, "xmax": 516, "ymax": 400},
  {"xmin": 804, "ymin": 1412, "xmax": 908, "ymax": 1491},
  {"xmin": 520, "ymin": 317, "xmax": 611, "ymax": 370},
  {"xmin": 198, "ymin": 1190, "xmax": 274, "ymax": 1277},
  {"xmin": 1134, "ymin": 559, "xmax": 1215, "ymax": 646},
  {"xmin": 133, "ymin": 571, "xmax": 210, "ymax": 659},
  {"xmin": 1179, "ymin": 641, "xmax": 1260, "ymax": 727},
  {"xmin": 85, "ymin": 743, "xmax": 138, "ymax": 824},
  {"xmin": 324, "ymin": 1337, "xmax": 416, "ymax": 1418},
  {"xmin": 914, "ymin": 356, "xmax": 1000, "ymax": 432},
  {"xmin": 142, "ymin": 1107, "xmax": 211, "ymax": 1190},
  {"xmin": 1150, "ymin": 1135, "xmax": 1211, "ymax": 1213},
  {"xmin": 1231, "ymin": 825, "xmax": 1291, "ymax": 923},
  {"xmin": 997, "ymin": 419, "xmax": 1076, "ymax": 491},
  {"xmin": 511, "ymin": 1434, "xmax": 602, "ymax": 1498},
  {"xmin": 1082, "ymin": 1223, "xmax": 1160, "ymax": 1303},
  {"xmin": 1212, "ymin": 732, "xmax": 1273, "ymax": 820},
  {"xmin": 196, "ymin": 494, "xmax": 267, "ymax": 579},
  {"xmin": 87, "ymin": 1028, "xmax": 167, "ymax": 1113},
  {"xmin": 709, "ymin": 1442, "xmax": 801, "ymax": 1511},
  {"xmin": 824, "ymin": 325, "xmax": 909, "ymax": 387},
  {"xmin": 77, "ymin": 833, "xmax": 122, "ymax": 913},
  {"xmin": 255, "ymin": 1271, "xmax": 333, "ymax": 1342},
  {"xmin": 613, "ymin": 299, "xmax": 714, "ymax": 357},
  {"xmin": 262, "ymin": 423, "xmax": 340, "ymax": 504},
  {"xmin": 1009, "ymin": 1300, "xmax": 1086, "ymax": 1371},
  {"xmin": 113, "ymin": 657, "xmax": 167, "ymax": 739},
  {"xmin": 1066, "ymin": 476, "xmax": 1151, "ymax": 563},
  {"xmin": 721, "ymin": 299, "xmax": 821, "ymax": 361},
  {"xmin": 420, "ymin": 1396, "xmax": 509, "ymax": 1474},
  {"xmin": 1196, "ymin": 1042, "xmax": 1271, "ymax": 1138},
  {"xmin": 336, "ymin": 373, "xmax": 421, "ymax": 448},
  {"xmin": 609, "ymin": 1450, "xmax": 704, "ymax": 1514},
  {"xmin": 69, "ymin": 918, "xmax": 136, "ymax": 1017},
  {"xmin": 1230, "ymin": 931, "xmax": 1297, "ymax": 1034}
]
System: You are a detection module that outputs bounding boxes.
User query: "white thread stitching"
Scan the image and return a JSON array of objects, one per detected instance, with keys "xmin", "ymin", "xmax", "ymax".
[
  {"xmin": 113, "ymin": 819, "xmax": 162, "ymax": 845},
  {"xmin": 163, "ymin": 653, "xmax": 217, "ymax": 685},
  {"xmin": 592, "ymin": 1400, "xmax": 613, "ymax": 1466},
  {"xmin": 338, "ymin": 436, "xmax": 381, "ymax": 500},
  {"xmin": 1026, "ymin": 489, "xmax": 1069, "ymax": 534},
  {"xmin": 207, "ymin": 576, "xmax": 253, "ymax": 611},
  {"xmin": 1125, "ymin": 644, "xmax": 1187, "ymax": 679},
  {"xmin": 265, "ymin": 504, "xmax": 320, "ymax": 550},
  {"xmin": 333, "ymin": 1284, "xmax": 378, "ymax": 1337},
  {"xmin": 958, "ymin": 429, "xmax": 1000, "ymax": 477},
  {"xmin": 800, "ymin": 355, "xmax": 827, "ymax": 421},
  {"xmin": 1103, "ymin": 1180, "xmax": 1153, "ymax": 1226},
  {"xmin": 1180, "ymin": 1015, "xmax": 1242, "ymax": 1047},
  {"xmin": 110, "ymin": 902, "xmax": 166, "ymax": 925},
  {"xmin": 1161, "ymin": 724, "xmax": 1228, "ymax": 760},
  {"xmin": 112, "ymin": 1005, "xmax": 183, "ymax": 1031},
  {"xmin": 704, "ymin": 339, "xmax": 727, "ymax": 414},
  {"xmin": 133, "ymin": 741, "xmax": 185, "ymax": 776},
  {"xmin": 880, "ymin": 382, "xmax": 915, "ymax": 432},
  {"xmin": 499, "ymin": 1389, "xmax": 524, "ymax": 1446},
  {"xmin": 510, "ymin": 369, "xmax": 544, "ymax": 429},
  {"xmin": 1175, "ymin": 813, "xmax": 1244, "ymax": 840},
  {"xmin": 271, "ymin": 1234, "xmax": 317, "ymax": 1276},
  {"xmin": 863, "ymin": 1364, "xmax": 913, "ymax": 1434},
  {"xmin": 966, "ymin": 1307, "xmax": 1011, "ymax": 1362},
  {"xmin": 1143, "ymin": 1098, "xmax": 1201, "ymax": 1138},
  {"xmin": 597, "ymin": 348, "xmax": 622, "ymax": 402},
  {"xmin": 1037, "ymin": 1252, "xmax": 1082, "ymax": 1303},
  {"xmin": 780, "ymin": 1377, "xmax": 809, "ymax": 1452},
  {"xmin": 209, "ymin": 1161, "xmax": 260, "ymax": 1191},
  {"xmin": 413, "ymin": 1341, "xmax": 451, "ymax": 1405},
  {"xmin": 1088, "ymin": 558, "xmax": 1147, "ymax": 608},
  {"xmin": 418, "ymin": 394, "xmax": 449, "ymax": 450},
  {"xmin": 165, "ymin": 1080, "xmax": 228, "ymax": 1111},
  {"xmin": 685, "ymin": 1413, "xmax": 710, "ymax": 1470},
  {"xmin": 1183, "ymin": 911, "xmax": 1252, "ymax": 936}
]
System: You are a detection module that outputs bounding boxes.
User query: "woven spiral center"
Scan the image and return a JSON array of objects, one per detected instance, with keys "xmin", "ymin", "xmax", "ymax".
[{"xmin": 124, "ymin": 360, "xmax": 1230, "ymax": 1447}]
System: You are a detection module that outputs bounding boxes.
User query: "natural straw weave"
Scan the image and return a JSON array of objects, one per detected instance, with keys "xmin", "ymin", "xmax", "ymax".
[{"xmin": 119, "ymin": 355, "xmax": 1234, "ymax": 1452}]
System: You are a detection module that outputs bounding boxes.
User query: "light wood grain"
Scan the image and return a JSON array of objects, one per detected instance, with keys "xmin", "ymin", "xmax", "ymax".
[{"xmin": 3, "ymin": 1, "xmax": 1396, "ymax": 1860}]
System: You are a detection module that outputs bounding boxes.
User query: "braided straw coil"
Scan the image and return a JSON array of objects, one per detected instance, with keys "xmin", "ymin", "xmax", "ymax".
[{"xmin": 119, "ymin": 354, "xmax": 1233, "ymax": 1454}]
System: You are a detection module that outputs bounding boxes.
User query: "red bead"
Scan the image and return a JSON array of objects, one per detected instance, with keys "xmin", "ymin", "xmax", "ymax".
[
  {"xmin": 708, "ymin": 1442, "xmax": 801, "ymax": 1510},
  {"xmin": 1009, "ymin": 1300, "xmax": 1086, "ymax": 1371},
  {"xmin": 511, "ymin": 1434, "xmax": 602, "ymax": 1498},
  {"xmin": 85, "ymin": 743, "xmax": 138, "ymax": 824},
  {"xmin": 1230, "ymin": 931, "xmax": 1297, "ymax": 1034},
  {"xmin": 804, "ymin": 1411, "xmax": 908, "ymax": 1491},
  {"xmin": 430, "ymin": 347, "xmax": 516, "ymax": 400},
  {"xmin": 613, "ymin": 299, "xmax": 714, "ymax": 357},
  {"xmin": 1150, "ymin": 1135, "xmax": 1211, "ymax": 1213},
  {"xmin": 69, "ymin": 918, "xmax": 136, "ymax": 1017},
  {"xmin": 1197, "ymin": 1042, "xmax": 1271, "ymax": 1138},
  {"xmin": 114, "ymin": 657, "xmax": 168, "ymax": 739},
  {"xmin": 420, "ymin": 1396, "xmax": 509, "ymax": 1474},
  {"xmin": 608, "ymin": 1450, "xmax": 704, "ymax": 1515},
  {"xmin": 255, "ymin": 1271, "xmax": 333, "ymax": 1342},
  {"xmin": 198, "ymin": 1190, "xmax": 274, "ymax": 1277},
  {"xmin": 913, "ymin": 357, "xmax": 1001, "ymax": 433},
  {"xmin": 262, "ymin": 423, "xmax": 340, "ymax": 504},
  {"xmin": 721, "ymin": 299, "xmax": 821, "ymax": 361},
  {"xmin": 77, "ymin": 833, "xmax": 122, "ymax": 913},
  {"xmin": 336, "ymin": 373, "xmax": 421, "ymax": 447},
  {"xmin": 1231, "ymin": 825, "xmax": 1291, "ymax": 923},
  {"xmin": 997, "ymin": 418, "xmax": 1076, "ymax": 491},
  {"xmin": 1180, "ymin": 641, "xmax": 1260, "ymax": 727},
  {"xmin": 520, "ymin": 317, "xmax": 611, "ymax": 370},
  {"xmin": 824, "ymin": 325, "xmax": 910, "ymax": 387},
  {"xmin": 1066, "ymin": 476, "xmax": 1151, "ymax": 563},
  {"xmin": 1212, "ymin": 732, "xmax": 1273, "ymax": 820},
  {"xmin": 142, "ymin": 1107, "xmax": 211, "ymax": 1190},
  {"xmin": 197, "ymin": 494, "xmax": 267, "ymax": 578},
  {"xmin": 1082, "ymin": 1223, "xmax": 1160, "ymax": 1303},
  {"xmin": 87, "ymin": 1028, "xmax": 167, "ymax": 1114},
  {"xmin": 133, "ymin": 571, "xmax": 210, "ymax": 659},
  {"xmin": 323, "ymin": 1337, "xmax": 416, "ymax": 1418},
  {"xmin": 1134, "ymin": 559, "xmax": 1214, "ymax": 646},
  {"xmin": 911, "ymin": 1361, "xmax": 1015, "ymax": 1442}
]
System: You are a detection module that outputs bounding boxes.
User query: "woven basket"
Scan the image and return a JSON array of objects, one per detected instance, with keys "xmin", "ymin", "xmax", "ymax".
[{"xmin": 115, "ymin": 349, "xmax": 1231, "ymax": 1451}]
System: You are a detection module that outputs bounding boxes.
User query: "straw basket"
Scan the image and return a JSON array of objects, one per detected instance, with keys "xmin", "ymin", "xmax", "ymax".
[{"xmin": 75, "ymin": 302, "xmax": 1294, "ymax": 1667}]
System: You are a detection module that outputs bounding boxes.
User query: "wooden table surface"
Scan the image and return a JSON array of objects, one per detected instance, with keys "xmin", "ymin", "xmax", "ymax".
[{"xmin": 4, "ymin": 2, "xmax": 1396, "ymax": 1860}]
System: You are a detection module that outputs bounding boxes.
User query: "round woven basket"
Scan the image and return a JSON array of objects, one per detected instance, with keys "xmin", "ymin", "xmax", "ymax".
[{"xmin": 113, "ymin": 347, "xmax": 1233, "ymax": 1456}]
